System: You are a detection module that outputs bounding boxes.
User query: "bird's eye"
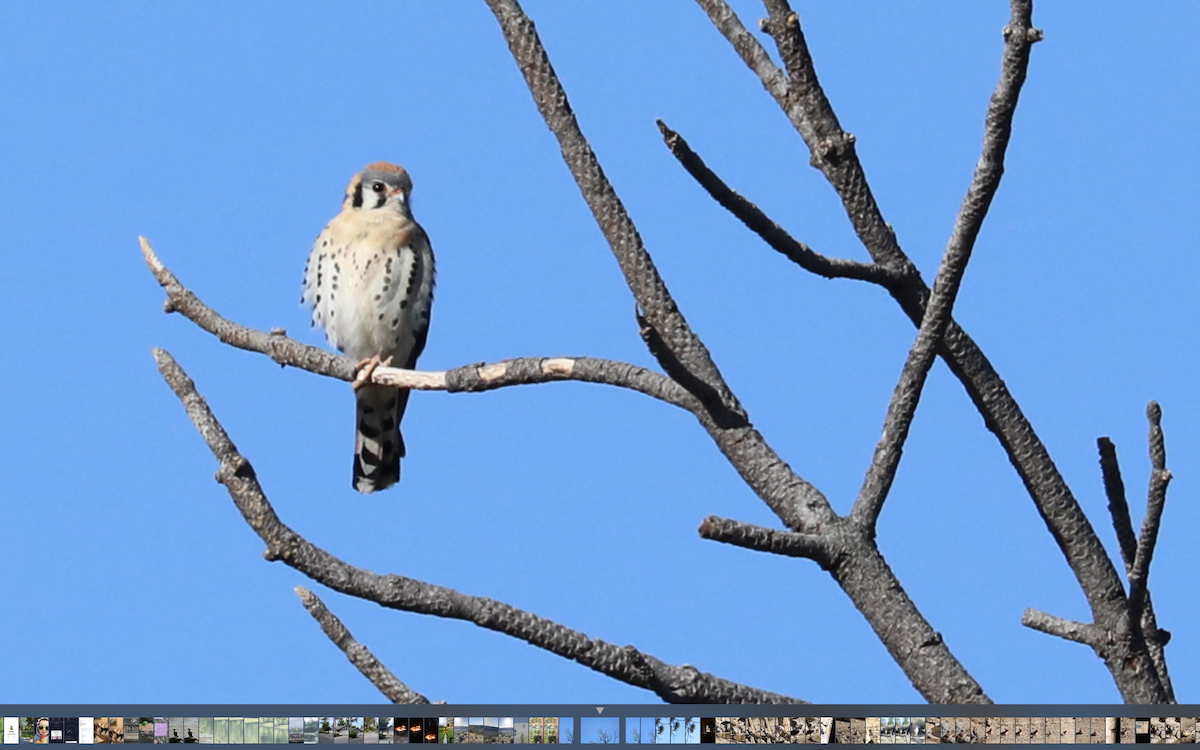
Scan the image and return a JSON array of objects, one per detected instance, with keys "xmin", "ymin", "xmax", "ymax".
[{"xmin": 372, "ymin": 181, "xmax": 385, "ymax": 193}]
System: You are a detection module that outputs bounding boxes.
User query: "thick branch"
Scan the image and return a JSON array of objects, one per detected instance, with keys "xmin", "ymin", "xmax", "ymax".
[
  {"xmin": 154, "ymin": 347, "xmax": 801, "ymax": 704},
  {"xmin": 482, "ymin": 0, "xmax": 836, "ymax": 533},
  {"xmin": 295, "ymin": 586, "xmax": 431, "ymax": 704},
  {"xmin": 849, "ymin": 0, "xmax": 1041, "ymax": 529},
  {"xmin": 482, "ymin": 0, "xmax": 734, "ymax": 413}
]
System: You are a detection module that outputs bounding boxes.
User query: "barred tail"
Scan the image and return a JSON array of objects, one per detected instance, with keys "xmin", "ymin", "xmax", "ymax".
[{"xmin": 353, "ymin": 384, "xmax": 409, "ymax": 493}]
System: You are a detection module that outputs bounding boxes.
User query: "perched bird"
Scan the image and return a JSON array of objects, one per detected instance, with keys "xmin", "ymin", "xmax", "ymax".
[{"xmin": 302, "ymin": 162, "xmax": 435, "ymax": 493}]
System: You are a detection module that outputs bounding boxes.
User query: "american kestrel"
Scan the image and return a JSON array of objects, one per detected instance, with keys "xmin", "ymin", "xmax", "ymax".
[{"xmin": 302, "ymin": 162, "xmax": 435, "ymax": 493}]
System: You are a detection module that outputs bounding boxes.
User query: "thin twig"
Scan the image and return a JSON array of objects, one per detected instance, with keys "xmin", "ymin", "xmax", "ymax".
[
  {"xmin": 698, "ymin": 516, "xmax": 833, "ymax": 569},
  {"xmin": 1097, "ymin": 438, "xmax": 1137, "ymax": 569},
  {"xmin": 1021, "ymin": 609, "xmax": 1104, "ymax": 648},
  {"xmin": 848, "ymin": 0, "xmax": 1041, "ymax": 530},
  {"xmin": 295, "ymin": 586, "xmax": 431, "ymax": 704},
  {"xmin": 656, "ymin": 120, "xmax": 894, "ymax": 286},
  {"xmin": 1127, "ymin": 402, "xmax": 1171, "ymax": 631},
  {"xmin": 154, "ymin": 347, "xmax": 802, "ymax": 704}
]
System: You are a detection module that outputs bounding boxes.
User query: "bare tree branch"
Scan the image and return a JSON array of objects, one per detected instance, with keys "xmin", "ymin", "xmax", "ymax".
[
  {"xmin": 848, "ymin": 0, "xmax": 1042, "ymax": 530},
  {"xmin": 691, "ymin": 1, "xmax": 1170, "ymax": 701},
  {"xmin": 1021, "ymin": 609, "xmax": 1105, "ymax": 648},
  {"xmin": 141, "ymin": 237, "xmax": 702, "ymax": 414},
  {"xmin": 1127, "ymin": 402, "xmax": 1172, "ymax": 642},
  {"xmin": 655, "ymin": 120, "xmax": 895, "ymax": 286},
  {"xmin": 295, "ymin": 585, "xmax": 431, "ymax": 704},
  {"xmin": 698, "ymin": 516, "xmax": 833, "ymax": 567},
  {"xmin": 1097, "ymin": 437, "xmax": 1136, "ymax": 568},
  {"xmin": 153, "ymin": 346, "xmax": 802, "ymax": 704},
  {"xmin": 1097, "ymin": 436, "xmax": 1173, "ymax": 700},
  {"xmin": 142, "ymin": 236, "xmax": 831, "ymax": 532},
  {"xmin": 482, "ymin": 0, "xmax": 736, "ymax": 411}
]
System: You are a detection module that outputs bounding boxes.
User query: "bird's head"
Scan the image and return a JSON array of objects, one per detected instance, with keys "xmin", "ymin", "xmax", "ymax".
[{"xmin": 344, "ymin": 162, "xmax": 413, "ymax": 215}]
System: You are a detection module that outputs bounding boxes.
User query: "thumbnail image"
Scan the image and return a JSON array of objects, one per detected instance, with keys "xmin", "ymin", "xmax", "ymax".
[
  {"xmin": 49, "ymin": 717, "xmax": 63, "ymax": 743},
  {"xmin": 1029, "ymin": 716, "xmax": 1044, "ymax": 744},
  {"xmin": 482, "ymin": 718, "xmax": 499, "ymax": 744},
  {"xmin": 579, "ymin": 717, "xmax": 617, "ymax": 745},
  {"xmin": 27, "ymin": 718, "xmax": 48, "ymax": 744},
  {"xmin": 124, "ymin": 717, "xmax": 140, "ymax": 744},
  {"xmin": 259, "ymin": 717, "xmax": 275, "ymax": 745},
  {"xmin": 1017, "ymin": 716, "xmax": 1031, "ymax": 744},
  {"xmin": 468, "ymin": 718, "xmax": 483, "ymax": 744},
  {"xmin": 1182, "ymin": 717, "xmax": 1197, "ymax": 744},
  {"xmin": 363, "ymin": 718, "xmax": 378, "ymax": 745},
  {"xmin": 289, "ymin": 718, "xmax": 305, "ymax": 745},
  {"xmin": 529, "ymin": 719, "xmax": 542, "ymax": 746},
  {"xmin": 78, "ymin": 717, "xmax": 93, "ymax": 745},
  {"xmin": 376, "ymin": 717, "xmax": 393, "ymax": 744},
  {"xmin": 833, "ymin": 718, "xmax": 851, "ymax": 745},
  {"xmin": 349, "ymin": 719, "xmax": 364, "ymax": 743},
  {"xmin": 544, "ymin": 718, "xmax": 558, "ymax": 745},
  {"xmin": 454, "ymin": 718, "xmax": 468, "ymax": 745},
  {"xmin": 244, "ymin": 716, "xmax": 260, "ymax": 745},
  {"xmin": 229, "ymin": 717, "xmax": 246, "ymax": 745},
  {"xmin": 513, "ymin": 718, "xmax": 529, "ymax": 745},
  {"xmin": 169, "ymin": 718, "xmax": 185, "ymax": 745},
  {"xmin": 64, "ymin": 718, "xmax": 78, "ymax": 744},
  {"xmin": 154, "ymin": 717, "xmax": 167, "ymax": 745},
  {"xmin": 138, "ymin": 718, "xmax": 153, "ymax": 744},
  {"xmin": 3, "ymin": 718, "xmax": 17, "ymax": 745},
  {"xmin": 305, "ymin": 717, "xmax": 319, "ymax": 745},
  {"xmin": 699, "ymin": 718, "xmax": 716, "ymax": 745},
  {"xmin": 214, "ymin": 718, "xmax": 229, "ymax": 745},
  {"xmin": 714, "ymin": 718, "xmax": 730, "ymax": 745},
  {"xmin": 1047, "ymin": 715, "xmax": 1061, "ymax": 744},
  {"xmin": 110, "ymin": 717, "xmax": 125, "ymax": 744},
  {"xmin": 318, "ymin": 718, "xmax": 335, "ymax": 744},
  {"xmin": 498, "ymin": 718, "xmax": 514, "ymax": 745},
  {"xmin": 423, "ymin": 718, "xmax": 439, "ymax": 744},
  {"xmin": 394, "ymin": 719, "xmax": 408, "ymax": 745},
  {"xmin": 910, "ymin": 716, "xmax": 925, "ymax": 744},
  {"xmin": 199, "ymin": 718, "xmax": 213, "ymax": 745},
  {"xmin": 867, "ymin": 717, "xmax": 882, "ymax": 744},
  {"xmin": 275, "ymin": 717, "xmax": 290, "ymax": 745},
  {"xmin": 438, "ymin": 718, "xmax": 454, "ymax": 745},
  {"xmin": 1080, "ymin": 715, "xmax": 1095, "ymax": 744}
]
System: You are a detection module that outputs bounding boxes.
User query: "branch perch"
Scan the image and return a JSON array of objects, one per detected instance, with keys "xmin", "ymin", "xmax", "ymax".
[{"xmin": 154, "ymin": 346, "xmax": 801, "ymax": 704}]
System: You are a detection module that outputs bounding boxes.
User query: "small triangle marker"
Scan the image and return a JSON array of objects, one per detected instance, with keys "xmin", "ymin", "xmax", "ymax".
[{"xmin": 596, "ymin": 708, "xmax": 604, "ymax": 714}]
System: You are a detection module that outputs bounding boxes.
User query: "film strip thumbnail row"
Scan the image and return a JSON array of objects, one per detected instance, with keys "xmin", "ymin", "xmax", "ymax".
[
  {"xmin": 632, "ymin": 716, "xmax": 1193, "ymax": 743},
  {"xmin": 2, "ymin": 718, "xmax": 570, "ymax": 745}
]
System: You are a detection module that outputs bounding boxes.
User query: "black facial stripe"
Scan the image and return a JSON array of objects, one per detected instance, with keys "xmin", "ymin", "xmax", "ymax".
[{"xmin": 351, "ymin": 180, "xmax": 364, "ymax": 208}]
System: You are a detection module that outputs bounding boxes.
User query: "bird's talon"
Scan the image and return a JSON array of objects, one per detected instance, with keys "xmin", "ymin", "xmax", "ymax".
[{"xmin": 353, "ymin": 356, "xmax": 384, "ymax": 391}]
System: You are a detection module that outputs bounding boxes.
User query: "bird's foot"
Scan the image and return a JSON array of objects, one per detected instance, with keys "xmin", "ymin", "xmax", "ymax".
[{"xmin": 352, "ymin": 355, "xmax": 394, "ymax": 391}]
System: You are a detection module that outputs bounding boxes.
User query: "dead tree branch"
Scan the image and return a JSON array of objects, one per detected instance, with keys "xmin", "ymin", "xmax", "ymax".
[
  {"xmin": 295, "ymin": 585, "xmax": 431, "ymax": 704},
  {"xmin": 482, "ymin": 0, "xmax": 832, "ymax": 534},
  {"xmin": 849, "ymin": 0, "xmax": 1041, "ymax": 530},
  {"xmin": 689, "ymin": 0, "xmax": 1168, "ymax": 702},
  {"xmin": 154, "ymin": 346, "xmax": 801, "ymax": 704}
]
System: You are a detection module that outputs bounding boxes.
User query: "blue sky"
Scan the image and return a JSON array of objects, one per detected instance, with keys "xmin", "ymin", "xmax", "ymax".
[{"xmin": 2, "ymin": 1, "xmax": 1198, "ymax": 706}]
